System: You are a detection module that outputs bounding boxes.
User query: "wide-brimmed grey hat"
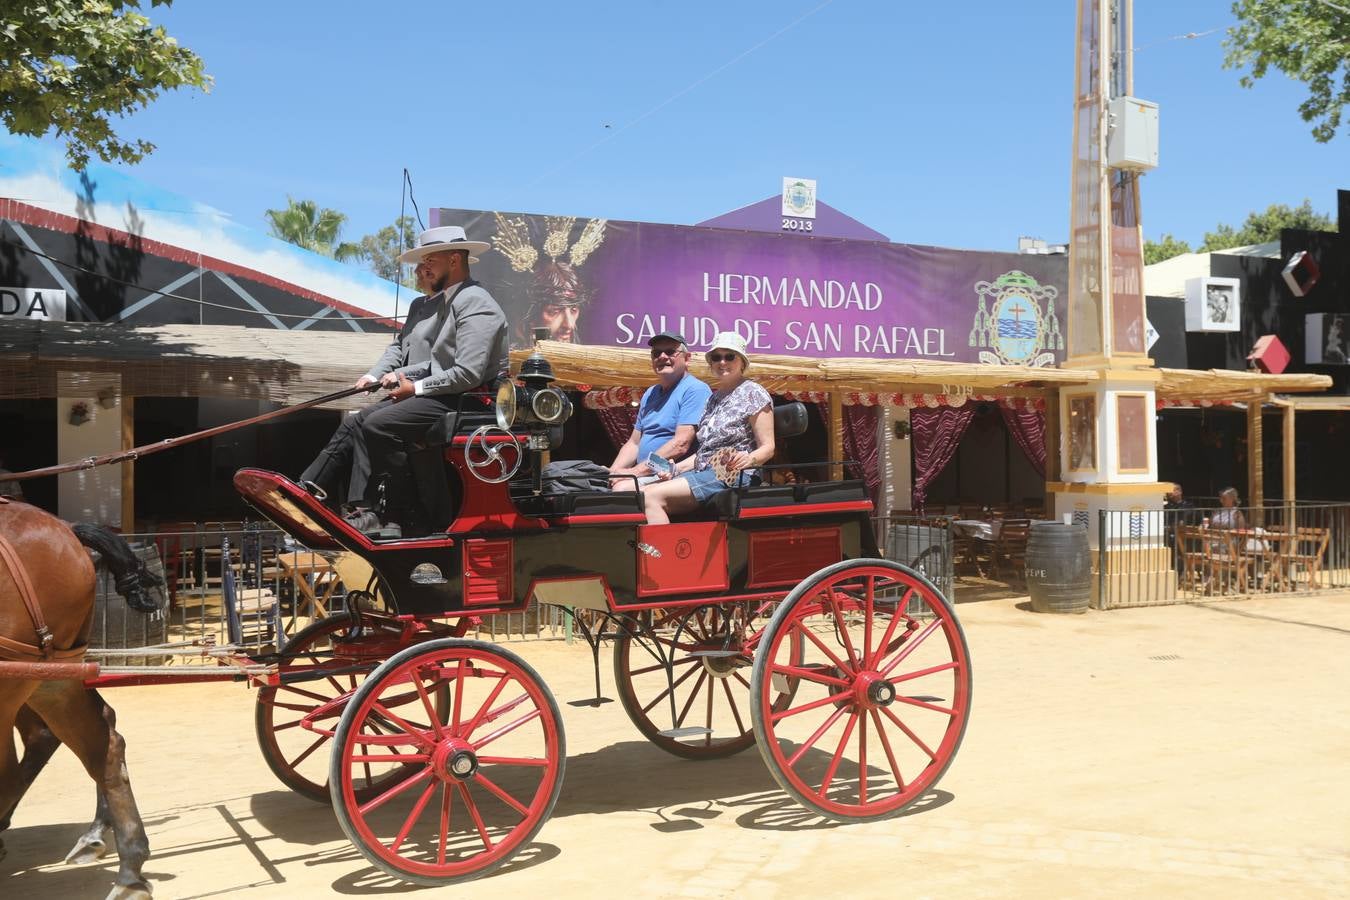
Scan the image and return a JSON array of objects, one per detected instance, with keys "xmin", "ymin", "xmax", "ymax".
[
  {"xmin": 705, "ymin": 331, "xmax": 750, "ymax": 370},
  {"xmin": 399, "ymin": 226, "xmax": 490, "ymax": 265}
]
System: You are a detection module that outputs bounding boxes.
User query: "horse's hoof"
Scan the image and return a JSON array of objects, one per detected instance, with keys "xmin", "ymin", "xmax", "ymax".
[
  {"xmin": 105, "ymin": 882, "xmax": 152, "ymax": 900},
  {"xmin": 65, "ymin": 832, "xmax": 110, "ymax": 864}
]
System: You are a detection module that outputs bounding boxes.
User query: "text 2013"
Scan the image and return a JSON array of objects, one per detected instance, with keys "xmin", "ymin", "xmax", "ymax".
[{"xmin": 781, "ymin": 218, "xmax": 813, "ymax": 232}]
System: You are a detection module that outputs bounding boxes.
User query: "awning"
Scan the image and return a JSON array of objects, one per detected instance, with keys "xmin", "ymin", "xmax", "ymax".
[{"xmin": 0, "ymin": 320, "xmax": 391, "ymax": 409}]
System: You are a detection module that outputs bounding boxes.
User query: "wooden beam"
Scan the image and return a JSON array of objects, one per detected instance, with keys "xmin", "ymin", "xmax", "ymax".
[
  {"xmin": 1246, "ymin": 399, "xmax": 1263, "ymax": 524},
  {"xmin": 828, "ymin": 391, "xmax": 844, "ymax": 482},
  {"xmin": 1283, "ymin": 403, "xmax": 1296, "ymax": 504},
  {"xmin": 1044, "ymin": 388, "xmax": 1062, "ymax": 483},
  {"xmin": 121, "ymin": 395, "xmax": 134, "ymax": 532}
]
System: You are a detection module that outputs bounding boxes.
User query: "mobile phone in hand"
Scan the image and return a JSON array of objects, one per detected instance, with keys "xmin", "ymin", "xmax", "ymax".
[{"xmin": 646, "ymin": 453, "xmax": 675, "ymax": 476}]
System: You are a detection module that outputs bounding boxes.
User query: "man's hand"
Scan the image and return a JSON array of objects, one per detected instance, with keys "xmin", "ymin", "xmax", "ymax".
[
  {"xmin": 380, "ymin": 371, "xmax": 401, "ymax": 389},
  {"xmin": 355, "ymin": 375, "xmax": 377, "ymax": 390},
  {"xmin": 387, "ymin": 371, "xmax": 416, "ymax": 402}
]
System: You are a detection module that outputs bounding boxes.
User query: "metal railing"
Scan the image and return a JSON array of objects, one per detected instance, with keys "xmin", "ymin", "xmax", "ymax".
[
  {"xmin": 879, "ymin": 515, "xmax": 955, "ymax": 601},
  {"xmin": 1097, "ymin": 503, "xmax": 1350, "ymax": 609}
]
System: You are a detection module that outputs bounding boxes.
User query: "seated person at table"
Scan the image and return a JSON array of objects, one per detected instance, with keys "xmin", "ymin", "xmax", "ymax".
[
  {"xmin": 640, "ymin": 332, "xmax": 773, "ymax": 525},
  {"xmin": 1210, "ymin": 486, "xmax": 1247, "ymax": 531},
  {"xmin": 608, "ymin": 331, "xmax": 711, "ymax": 490}
]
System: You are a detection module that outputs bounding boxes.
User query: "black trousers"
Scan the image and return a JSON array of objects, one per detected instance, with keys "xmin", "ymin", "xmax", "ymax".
[{"xmin": 300, "ymin": 394, "xmax": 458, "ymax": 512}]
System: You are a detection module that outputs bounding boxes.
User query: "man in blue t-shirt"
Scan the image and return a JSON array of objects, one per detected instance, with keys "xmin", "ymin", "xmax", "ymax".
[{"xmin": 608, "ymin": 331, "xmax": 712, "ymax": 489}]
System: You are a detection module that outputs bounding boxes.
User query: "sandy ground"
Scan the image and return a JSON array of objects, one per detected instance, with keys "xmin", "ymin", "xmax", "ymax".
[{"xmin": 4, "ymin": 593, "xmax": 1349, "ymax": 899}]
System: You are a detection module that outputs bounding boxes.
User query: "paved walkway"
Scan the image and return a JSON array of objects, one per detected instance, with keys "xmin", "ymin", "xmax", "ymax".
[{"xmin": 4, "ymin": 593, "xmax": 1348, "ymax": 898}]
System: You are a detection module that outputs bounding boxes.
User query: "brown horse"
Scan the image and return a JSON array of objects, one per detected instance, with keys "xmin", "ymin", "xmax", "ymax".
[{"xmin": 0, "ymin": 499, "xmax": 162, "ymax": 899}]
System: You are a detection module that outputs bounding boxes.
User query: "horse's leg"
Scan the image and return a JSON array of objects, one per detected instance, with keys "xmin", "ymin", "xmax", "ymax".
[
  {"xmin": 65, "ymin": 786, "xmax": 113, "ymax": 865},
  {"xmin": 0, "ymin": 705, "xmax": 62, "ymax": 832},
  {"xmin": 26, "ymin": 683, "xmax": 151, "ymax": 900},
  {"xmin": 0, "ymin": 678, "xmax": 40, "ymax": 863}
]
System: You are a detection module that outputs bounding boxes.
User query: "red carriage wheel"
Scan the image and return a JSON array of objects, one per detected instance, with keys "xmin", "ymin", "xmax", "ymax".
[
  {"xmin": 330, "ymin": 639, "xmax": 565, "ymax": 885},
  {"xmin": 255, "ymin": 614, "xmax": 450, "ymax": 803},
  {"xmin": 255, "ymin": 613, "xmax": 374, "ymax": 802},
  {"xmin": 750, "ymin": 559, "xmax": 972, "ymax": 821},
  {"xmin": 612, "ymin": 603, "xmax": 801, "ymax": 760}
]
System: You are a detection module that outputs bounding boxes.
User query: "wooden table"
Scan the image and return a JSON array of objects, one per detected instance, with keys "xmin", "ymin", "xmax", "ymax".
[{"xmin": 276, "ymin": 551, "xmax": 341, "ymax": 625}]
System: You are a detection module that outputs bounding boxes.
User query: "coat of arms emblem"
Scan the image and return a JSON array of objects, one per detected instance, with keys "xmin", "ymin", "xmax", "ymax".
[{"xmin": 969, "ymin": 270, "xmax": 1062, "ymax": 367}]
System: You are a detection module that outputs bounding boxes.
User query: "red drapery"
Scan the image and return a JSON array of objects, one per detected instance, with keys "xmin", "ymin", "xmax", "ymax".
[
  {"xmin": 842, "ymin": 406, "xmax": 880, "ymax": 503},
  {"xmin": 910, "ymin": 406, "xmax": 977, "ymax": 511},
  {"xmin": 1000, "ymin": 407, "xmax": 1047, "ymax": 478},
  {"xmin": 595, "ymin": 406, "xmax": 638, "ymax": 451}
]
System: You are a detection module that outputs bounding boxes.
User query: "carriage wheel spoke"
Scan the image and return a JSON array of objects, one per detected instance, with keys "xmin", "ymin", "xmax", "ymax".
[
  {"xmin": 357, "ymin": 767, "xmax": 433, "ymax": 816},
  {"xmin": 786, "ymin": 704, "xmax": 849, "ymax": 768},
  {"xmin": 675, "ymin": 670, "xmax": 709, "ymax": 728},
  {"xmin": 770, "ymin": 662, "xmax": 849, "ymax": 687},
  {"xmin": 474, "ymin": 771, "xmax": 530, "ymax": 818},
  {"xmin": 348, "ymin": 752, "xmax": 429, "ymax": 764},
  {"xmin": 733, "ymin": 670, "xmax": 752, "ymax": 691},
  {"xmin": 279, "ymin": 683, "xmax": 330, "ymax": 704},
  {"xmin": 473, "ymin": 706, "xmax": 542, "ymax": 752},
  {"xmin": 371, "ymin": 702, "xmax": 435, "ymax": 748},
  {"xmin": 771, "ymin": 690, "xmax": 852, "ymax": 723},
  {"xmin": 451, "ymin": 659, "xmax": 467, "ymax": 730},
  {"xmin": 412, "ymin": 676, "xmax": 446, "ymax": 740},
  {"xmin": 639, "ymin": 662, "xmax": 700, "ymax": 716},
  {"xmin": 858, "ymin": 709, "xmax": 869, "ymax": 805},
  {"xmin": 887, "ymin": 660, "xmax": 960, "ymax": 686},
  {"xmin": 390, "ymin": 778, "xmax": 439, "ymax": 854},
  {"xmin": 881, "ymin": 706, "xmax": 938, "ymax": 760},
  {"xmin": 870, "ymin": 708, "xmax": 905, "ymax": 791},
  {"xmin": 628, "ymin": 656, "xmax": 700, "ymax": 678},
  {"xmin": 818, "ymin": 709, "xmax": 859, "ymax": 798},
  {"xmin": 893, "ymin": 695, "xmax": 956, "ymax": 716},
  {"xmin": 863, "ymin": 576, "xmax": 875, "ymax": 662},
  {"xmin": 824, "ymin": 591, "xmax": 860, "ymax": 667},
  {"xmin": 461, "ymin": 674, "xmax": 511, "ymax": 737},
  {"xmin": 720, "ymin": 678, "xmax": 747, "ymax": 735},
  {"xmin": 437, "ymin": 783, "xmax": 453, "ymax": 866},
  {"xmin": 866, "ymin": 590, "xmax": 911, "ymax": 669},
  {"xmin": 793, "ymin": 620, "xmax": 852, "ymax": 673},
  {"xmin": 877, "ymin": 618, "xmax": 942, "ymax": 677},
  {"xmin": 287, "ymin": 733, "xmax": 328, "ymax": 769},
  {"xmin": 457, "ymin": 782, "xmax": 494, "ymax": 852},
  {"xmin": 476, "ymin": 755, "xmax": 549, "ymax": 767}
]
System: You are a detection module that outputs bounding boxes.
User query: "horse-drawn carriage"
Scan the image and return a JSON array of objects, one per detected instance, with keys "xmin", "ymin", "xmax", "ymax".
[{"xmin": 3, "ymin": 348, "xmax": 972, "ymax": 891}]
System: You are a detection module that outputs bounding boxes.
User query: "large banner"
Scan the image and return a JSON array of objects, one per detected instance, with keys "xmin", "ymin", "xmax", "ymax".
[{"xmin": 435, "ymin": 208, "xmax": 1068, "ymax": 366}]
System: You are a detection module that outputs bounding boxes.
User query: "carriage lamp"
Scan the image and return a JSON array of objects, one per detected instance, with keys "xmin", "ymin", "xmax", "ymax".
[{"xmin": 494, "ymin": 346, "xmax": 575, "ymax": 431}]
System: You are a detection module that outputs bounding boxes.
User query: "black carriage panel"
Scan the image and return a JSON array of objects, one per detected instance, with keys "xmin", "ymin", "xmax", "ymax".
[
  {"xmin": 511, "ymin": 525, "xmax": 641, "ymax": 608},
  {"xmin": 705, "ymin": 478, "xmax": 870, "ymax": 518}
]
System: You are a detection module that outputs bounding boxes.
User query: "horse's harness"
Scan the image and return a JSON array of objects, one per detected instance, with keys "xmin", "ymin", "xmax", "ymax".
[{"xmin": 0, "ymin": 497, "xmax": 87, "ymax": 662}]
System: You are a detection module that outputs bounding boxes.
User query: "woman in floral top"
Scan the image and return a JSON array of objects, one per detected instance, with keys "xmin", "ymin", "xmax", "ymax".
[{"xmin": 641, "ymin": 332, "xmax": 775, "ymax": 524}]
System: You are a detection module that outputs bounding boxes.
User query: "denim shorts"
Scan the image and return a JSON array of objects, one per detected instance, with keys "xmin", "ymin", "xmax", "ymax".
[{"xmin": 679, "ymin": 468, "xmax": 760, "ymax": 504}]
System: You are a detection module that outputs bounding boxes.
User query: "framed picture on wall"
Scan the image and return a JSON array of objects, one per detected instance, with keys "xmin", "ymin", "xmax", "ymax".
[
  {"xmin": 1066, "ymin": 394, "xmax": 1097, "ymax": 473},
  {"xmin": 1305, "ymin": 313, "xmax": 1349, "ymax": 365},
  {"xmin": 1184, "ymin": 276, "xmax": 1241, "ymax": 332}
]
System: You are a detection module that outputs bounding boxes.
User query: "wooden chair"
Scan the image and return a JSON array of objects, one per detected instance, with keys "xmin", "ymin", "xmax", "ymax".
[
  {"xmin": 991, "ymin": 518, "xmax": 1031, "ymax": 580},
  {"xmin": 1177, "ymin": 526, "xmax": 1249, "ymax": 595},
  {"xmin": 1175, "ymin": 525, "xmax": 1209, "ymax": 593},
  {"xmin": 221, "ymin": 537, "xmax": 278, "ymax": 648},
  {"xmin": 1288, "ymin": 527, "xmax": 1330, "ymax": 589}
]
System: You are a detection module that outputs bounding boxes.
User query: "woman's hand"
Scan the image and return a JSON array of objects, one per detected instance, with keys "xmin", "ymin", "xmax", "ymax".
[{"xmin": 726, "ymin": 450, "xmax": 755, "ymax": 472}]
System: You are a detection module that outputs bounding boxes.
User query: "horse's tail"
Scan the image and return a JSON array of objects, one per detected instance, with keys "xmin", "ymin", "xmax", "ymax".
[{"xmin": 70, "ymin": 524, "xmax": 163, "ymax": 613}]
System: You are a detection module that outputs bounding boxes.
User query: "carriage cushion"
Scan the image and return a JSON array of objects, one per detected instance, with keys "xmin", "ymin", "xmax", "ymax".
[
  {"xmin": 773, "ymin": 401, "xmax": 808, "ymax": 439},
  {"xmin": 704, "ymin": 479, "xmax": 869, "ymax": 519}
]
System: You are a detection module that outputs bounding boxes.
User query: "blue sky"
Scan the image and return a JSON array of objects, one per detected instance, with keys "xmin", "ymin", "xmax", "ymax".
[{"xmin": 32, "ymin": 0, "xmax": 1348, "ymax": 253}]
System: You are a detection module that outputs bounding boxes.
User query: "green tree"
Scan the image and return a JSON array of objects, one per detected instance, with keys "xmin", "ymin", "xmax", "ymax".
[
  {"xmin": 0, "ymin": 1, "xmax": 211, "ymax": 169},
  {"xmin": 358, "ymin": 216, "xmax": 418, "ymax": 286},
  {"xmin": 264, "ymin": 197, "xmax": 363, "ymax": 262},
  {"xmin": 1144, "ymin": 233, "xmax": 1193, "ymax": 265},
  {"xmin": 1199, "ymin": 200, "xmax": 1336, "ymax": 252},
  {"xmin": 1225, "ymin": 1, "xmax": 1350, "ymax": 142}
]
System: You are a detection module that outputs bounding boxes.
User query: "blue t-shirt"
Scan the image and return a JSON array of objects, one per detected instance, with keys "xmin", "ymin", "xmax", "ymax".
[{"xmin": 636, "ymin": 373, "xmax": 712, "ymax": 463}]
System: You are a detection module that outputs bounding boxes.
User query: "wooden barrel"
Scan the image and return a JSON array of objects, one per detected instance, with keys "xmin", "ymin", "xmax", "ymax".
[
  {"xmin": 1025, "ymin": 523, "xmax": 1091, "ymax": 614},
  {"xmin": 93, "ymin": 543, "xmax": 169, "ymax": 665}
]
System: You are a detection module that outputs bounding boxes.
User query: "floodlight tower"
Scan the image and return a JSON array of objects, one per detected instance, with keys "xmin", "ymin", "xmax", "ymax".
[{"xmin": 1050, "ymin": 0, "xmax": 1170, "ymax": 602}]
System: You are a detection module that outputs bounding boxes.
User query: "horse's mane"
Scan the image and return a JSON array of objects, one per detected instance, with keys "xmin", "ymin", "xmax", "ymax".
[{"xmin": 70, "ymin": 524, "xmax": 163, "ymax": 613}]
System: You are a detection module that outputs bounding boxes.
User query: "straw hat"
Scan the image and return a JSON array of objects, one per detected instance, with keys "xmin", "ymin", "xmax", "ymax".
[{"xmin": 398, "ymin": 226, "xmax": 490, "ymax": 265}]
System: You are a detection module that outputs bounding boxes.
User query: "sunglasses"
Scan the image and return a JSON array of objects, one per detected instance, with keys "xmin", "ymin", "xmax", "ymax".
[
  {"xmin": 650, "ymin": 347, "xmax": 682, "ymax": 359},
  {"xmin": 707, "ymin": 352, "xmax": 739, "ymax": 363}
]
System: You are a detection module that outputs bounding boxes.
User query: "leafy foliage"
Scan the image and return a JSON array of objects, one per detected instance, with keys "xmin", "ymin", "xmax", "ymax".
[
  {"xmin": 1144, "ymin": 233, "xmax": 1193, "ymax": 265},
  {"xmin": 0, "ymin": 1, "xmax": 211, "ymax": 169},
  {"xmin": 1225, "ymin": 0, "xmax": 1350, "ymax": 142},
  {"xmin": 358, "ymin": 216, "xmax": 418, "ymax": 286},
  {"xmin": 264, "ymin": 196, "xmax": 363, "ymax": 262},
  {"xmin": 1199, "ymin": 200, "xmax": 1336, "ymax": 251}
]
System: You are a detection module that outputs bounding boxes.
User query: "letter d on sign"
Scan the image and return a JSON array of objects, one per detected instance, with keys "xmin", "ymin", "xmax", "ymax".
[{"xmin": 0, "ymin": 288, "xmax": 66, "ymax": 321}]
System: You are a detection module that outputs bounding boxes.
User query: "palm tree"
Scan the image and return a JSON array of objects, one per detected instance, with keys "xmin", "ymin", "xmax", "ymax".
[{"xmin": 264, "ymin": 196, "xmax": 364, "ymax": 262}]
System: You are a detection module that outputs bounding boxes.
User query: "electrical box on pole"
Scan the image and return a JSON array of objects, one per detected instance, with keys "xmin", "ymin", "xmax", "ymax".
[{"xmin": 1106, "ymin": 97, "xmax": 1158, "ymax": 171}]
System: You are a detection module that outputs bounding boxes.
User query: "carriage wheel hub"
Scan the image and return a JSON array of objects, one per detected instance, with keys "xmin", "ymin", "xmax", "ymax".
[
  {"xmin": 855, "ymin": 672, "xmax": 896, "ymax": 709},
  {"xmin": 431, "ymin": 740, "xmax": 479, "ymax": 782}
]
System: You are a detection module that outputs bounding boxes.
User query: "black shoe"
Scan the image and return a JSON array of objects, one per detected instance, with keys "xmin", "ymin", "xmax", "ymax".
[{"xmin": 344, "ymin": 509, "xmax": 401, "ymax": 539}]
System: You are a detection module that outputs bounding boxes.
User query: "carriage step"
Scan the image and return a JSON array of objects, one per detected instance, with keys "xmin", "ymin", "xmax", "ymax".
[
  {"xmin": 658, "ymin": 726, "xmax": 713, "ymax": 739},
  {"xmin": 568, "ymin": 697, "xmax": 614, "ymax": 708}
]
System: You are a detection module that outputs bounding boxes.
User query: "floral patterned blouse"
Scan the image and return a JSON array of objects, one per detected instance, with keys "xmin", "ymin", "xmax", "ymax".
[{"xmin": 693, "ymin": 380, "xmax": 773, "ymax": 472}]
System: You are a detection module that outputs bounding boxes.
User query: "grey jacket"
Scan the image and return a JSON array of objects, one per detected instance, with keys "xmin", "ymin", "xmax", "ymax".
[{"xmin": 366, "ymin": 280, "xmax": 510, "ymax": 397}]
